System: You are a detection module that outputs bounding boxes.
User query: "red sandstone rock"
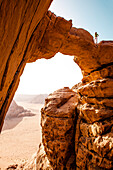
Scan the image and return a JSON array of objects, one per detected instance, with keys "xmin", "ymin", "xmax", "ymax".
[
  {"xmin": 74, "ymin": 67, "xmax": 113, "ymax": 169},
  {"xmin": 82, "ymin": 65, "xmax": 113, "ymax": 84},
  {"xmin": 78, "ymin": 78, "xmax": 113, "ymax": 98},
  {"xmin": 41, "ymin": 87, "xmax": 78, "ymax": 169},
  {"xmin": 38, "ymin": 79, "xmax": 113, "ymax": 169},
  {"xmin": 0, "ymin": 0, "xmax": 53, "ymax": 132}
]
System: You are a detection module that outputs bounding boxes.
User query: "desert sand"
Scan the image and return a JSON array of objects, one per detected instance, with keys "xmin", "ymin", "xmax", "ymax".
[{"xmin": 0, "ymin": 101, "xmax": 43, "ymax": 170}]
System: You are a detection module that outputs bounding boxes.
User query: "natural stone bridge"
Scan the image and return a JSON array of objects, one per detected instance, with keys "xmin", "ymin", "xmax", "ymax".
[{"xmin": 0, "ymin": 0, "xmax": 113, "ymax": 169}]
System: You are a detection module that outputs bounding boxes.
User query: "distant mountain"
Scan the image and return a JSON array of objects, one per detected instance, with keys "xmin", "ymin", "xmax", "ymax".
[
  {"xmin": 5, "ymin": 100, "xmax": 35, "ymax": 119},
  {"xmin": 14, "ymin": 94, "xmax": 48, "ymax": 104}
]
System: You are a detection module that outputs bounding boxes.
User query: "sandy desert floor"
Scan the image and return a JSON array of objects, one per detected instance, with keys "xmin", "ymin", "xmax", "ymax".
[{"xmin": 0, "ymin": 102, "xmax": 43, "ymax": 170}]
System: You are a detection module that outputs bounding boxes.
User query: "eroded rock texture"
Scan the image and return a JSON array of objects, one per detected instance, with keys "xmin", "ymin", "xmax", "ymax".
[
  {"xmin": 0, "ymin": 0, "xmax": 53, "ymax": 132},
  {"xmin": 39, "ymin": 41, "xmax": 113, "ymax": 169},
  {"xmin": 41, "ymin": 87, "xmax": 78, "ymax": 169},
  {"xmin": 74, "ymin": 43, "xmax": 113, "ymax": 169}
]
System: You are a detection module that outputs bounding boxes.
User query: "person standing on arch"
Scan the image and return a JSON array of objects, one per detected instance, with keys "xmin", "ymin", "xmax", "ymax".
[{"xmin": 95, "ymin": 32, "xmax": 99, "ymax": 44}]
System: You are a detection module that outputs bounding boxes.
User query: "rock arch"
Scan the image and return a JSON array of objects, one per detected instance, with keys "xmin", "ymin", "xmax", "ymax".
[
  {"xmin": 0, "ymin": 1, "xmax": 113, "ymax": 169},
  {"xmin": 0, "ymin": 1, "xmax": 95, "ymax": 131}
]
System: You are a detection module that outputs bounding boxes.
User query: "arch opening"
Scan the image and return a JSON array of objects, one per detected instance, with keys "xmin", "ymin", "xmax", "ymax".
[{"xmin": 16, "ymin": 53, "xmax": 83, "ymax": 95}]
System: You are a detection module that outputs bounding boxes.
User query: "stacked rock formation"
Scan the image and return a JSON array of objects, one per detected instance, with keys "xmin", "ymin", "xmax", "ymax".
[
  {"xmin": 41, "ymin": 87, "xmax": 78, "ymax": 169},
  {"xmin": 39, "ymin": 41, "xmax": 113, "ymax": 169},
  {"xmin": 74, "ymin": 42, "xmax": 113, "ymax": 169}
]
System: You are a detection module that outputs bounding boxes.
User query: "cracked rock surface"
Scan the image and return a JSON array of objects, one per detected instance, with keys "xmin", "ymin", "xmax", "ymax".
[
  {"xmin": 41, "ymin": 87, "xmax": 78, "ymax": 169},
  {"xmin": 38, "ymin": 41, "xmax": 113, "ymax": 169},
  {"xmin": 74, "ymin": 43, "xmax": 113, "ymax": 170}
]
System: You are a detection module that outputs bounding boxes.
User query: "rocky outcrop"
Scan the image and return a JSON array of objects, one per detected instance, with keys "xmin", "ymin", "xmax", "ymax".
[
  {"xmin": 11, "ymin": 88, "xmax": 78, "ymax": 169},
  {"xmin": 37, "ymin": 41, "xmax": 113, "ymax": 169},
  {"xmin": 5, "ymin": 100, "xmax": 35, "ymax": 119},
  {"xmin": 38, "ymin": 81, "xmax": 113, "ymax": 169},
  {"xmin": 74, "ymin": 43, "xmax": 113, "ymax": 169},
  {"xmin": 41, "ymin": 87, "xmax": 78, "ymax": 169}
]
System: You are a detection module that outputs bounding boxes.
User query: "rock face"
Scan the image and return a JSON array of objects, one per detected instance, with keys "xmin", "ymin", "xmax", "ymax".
[
  {"xmin": 39, "ymin": 81, "xmax": 113, "ymax": 169},
  {"xmin": 39, "ymin": 42, "xmax": 113, "ymax": 169},
  {"xmin": 41, "ymin": 87, "xmax": 78, "ymax": 169},
  {"xmin": 74, "ymin": 45, "xmax": 113, "ymax": 169},
  {"xmin": 0, "ymin": 0, "xmax": 53, "ymax": 132}
]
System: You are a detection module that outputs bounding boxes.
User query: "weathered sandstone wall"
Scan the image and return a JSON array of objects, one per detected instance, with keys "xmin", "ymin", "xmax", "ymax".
[
  {"xmin": 40, "ymin": 79, "xmax": 113, "ymax": 169},
  {"xmin": 74, "ymin": 43, "xmax": 113, "ymax": 169},
  {"xmin": 41, "ymin": 87, "xmax": 78, "ymax": 169},
  {"xmin": 36, "ymin": 21, "xmax": 113, "ymax": 168},
  {"xmin": 0, "ymin": 0, "xmax": 53, "ymax": 131}
]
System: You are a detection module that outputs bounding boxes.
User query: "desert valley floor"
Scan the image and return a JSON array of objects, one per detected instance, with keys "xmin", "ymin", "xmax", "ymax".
[{"xmin": 0, "ymin": 102, "xmax": 43, "ymax": 169}]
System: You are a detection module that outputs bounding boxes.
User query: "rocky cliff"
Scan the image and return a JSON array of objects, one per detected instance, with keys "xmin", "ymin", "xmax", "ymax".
[
  {"xmin": 39, "ymin": 81, "xmax": 113, "ymax": 169},
  {"xmin": 37, "ymin": 39, "xmax": 113, "ymax": 169},
  {"xmin": 39, "ymin": 40, "xmax": 113, "ymax": 169},
  {"xmin": 41, "ymin": 87, "xmax": 78, "ymax": 169},
  {"xmin": 18, "ymin": 73, "xmax": 113, "ymax": 169},
  {"xmin": 0, "ymin": 0, "xmax": 53, "ymax": 132}
]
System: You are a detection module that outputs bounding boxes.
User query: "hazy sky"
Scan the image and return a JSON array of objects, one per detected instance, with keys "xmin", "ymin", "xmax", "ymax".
[{"xmin": 16, "ymin": 0, "xmax": 113, "ymax": 95}]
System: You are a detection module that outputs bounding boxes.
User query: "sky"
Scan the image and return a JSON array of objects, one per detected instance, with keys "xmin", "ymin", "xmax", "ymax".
[{"xmin": 16, "ymin": 0, "xmax": 113, "ymax": 95}]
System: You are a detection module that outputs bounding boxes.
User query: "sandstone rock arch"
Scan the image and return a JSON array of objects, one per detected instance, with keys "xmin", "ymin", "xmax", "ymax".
[
  {"xmin": 0, "ymin": 0, "xmax": 96, "ymax": 132},
  {"xmin": 0, "ymin": 1, "xmax": 113, "ymax": 169}
]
